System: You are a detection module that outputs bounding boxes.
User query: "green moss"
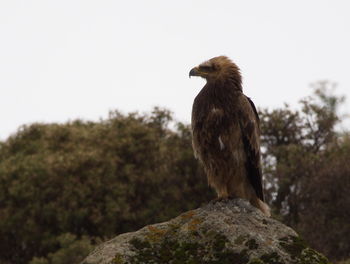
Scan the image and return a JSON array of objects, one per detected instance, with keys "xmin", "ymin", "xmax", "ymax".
[
  {"xmin": 234, "ymin": 235, "xmax": 246, "ymax": 245},
  {"xmin": 129, "ymin": 238, "xmax": 151, "ymax": 250},
  {"xmin": 120, "ymin": 232, "xmax": 330, "ymax": 264},
  {"xmin": 123, "ymin": 231, "xmax": 252, "ymax": 264},
  {"xmin": 299, "ymin": 248, "xmax": 330, "ymax": 264},
  {"xmin": 112, "ymin": 254, "xmax": 124, "ymax": 264},
  {"xmin": 260, "ymin": 252, "xmax": 283, "ymax": 264},
  {"xmin": 245, "ymin": 239, "xmax": 259, "ymax": 250},
  {"xmin": 249, "ymin": 259, "xmax": 264, "ymax": 264},
  {"xmin": 212, "ymin": 234, "xmax": 228, "ymax": 251},
  {"xmin": 190, "ymin": 230, "xmax": 201, "ymax": 238},
  {"xmin": 248, "ymin": 248, "xmax": 329, "ymax": 264},
  {"xmin": 211, "ymin": 234, "xmax": 249, "ymax": 264},
  {"xmin": 212, "ymin": 249, "xmax": 249, "ymax": 264},
  {"xmin": 279, "ymin": 236, "xmax": 330, "ymax": 264},
  {"xmin": 279, "ymin": 235, "xmax": 307, "ymax": 258},
  {"xmin": 129, "ymin": 238, "xmax": 201, "ymax": 263}
]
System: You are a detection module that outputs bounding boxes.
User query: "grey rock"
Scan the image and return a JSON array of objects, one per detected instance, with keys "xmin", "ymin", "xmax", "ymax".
[{"xmin": 81, "ymin": 199, "xmax": 330, "ymax": 264}]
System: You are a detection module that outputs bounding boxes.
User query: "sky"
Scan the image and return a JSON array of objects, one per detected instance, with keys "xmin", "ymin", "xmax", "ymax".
[{"xmin": 1, "ymin": 0, "xmax": 350, "ymax": 140}]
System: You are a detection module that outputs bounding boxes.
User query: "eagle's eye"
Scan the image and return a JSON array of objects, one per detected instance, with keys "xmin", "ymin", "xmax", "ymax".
[{"xmin": 199, "ymin": 65, "xmax": 214, "ymax": 72}]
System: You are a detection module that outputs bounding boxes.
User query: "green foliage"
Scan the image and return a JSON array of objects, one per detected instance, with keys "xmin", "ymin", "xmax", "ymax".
[
  {"xmin": 260, "ymin": 81, "xmax": 350, "ymax": 260},
  {"xmin": 0, "ymin": 107, "xmax": 213, "ymax": 264},
  {"xmin": 29, "ymin": 233, "xmax": 95, "ymax": 264}
]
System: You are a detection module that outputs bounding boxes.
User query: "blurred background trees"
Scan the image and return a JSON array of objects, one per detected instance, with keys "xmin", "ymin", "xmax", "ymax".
[
  {"xmin": 259, "ymin": 81, "xmax": 350, "ymax": 260},
  {"xmin": 0, "ymin": 82, "xmax": 349, "ymax": 263}
]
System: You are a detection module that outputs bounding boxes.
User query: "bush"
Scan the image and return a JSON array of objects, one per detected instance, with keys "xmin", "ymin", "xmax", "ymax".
[
  {"xmin": 29, "ymin": 233, "xmax": 95, "ymax": 264},
  {"xmin": 0, "ymin": 108, "xmax": 213, "ymax": 264}
]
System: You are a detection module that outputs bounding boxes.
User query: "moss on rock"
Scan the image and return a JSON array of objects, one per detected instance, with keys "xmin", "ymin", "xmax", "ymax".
[
  {"xmin": 299, "ymin": 248, "xmax": 330, "ymax": 264},
  {"xmin": 245, "ymin": 238, "xmax": 259, "ymax": 250},
  {"xmin": 279, "ymin": 235, "xmax": 307, "ymax": 258},
  {"xmin": 259, "ymin": 252, "xmax": 283, "ymax": 264},
  {"xmin": 118, "ymin": 231, "xmax": 252, "ymax": 264},
  {"xmin": 83, "ymin": 199, "xmax": 331, "ymax": 264}
]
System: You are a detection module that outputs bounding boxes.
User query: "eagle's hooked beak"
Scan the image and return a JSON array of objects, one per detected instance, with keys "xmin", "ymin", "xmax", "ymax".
[{"xmin": 189, "ymin": 67, "xmax": 200, "ymax": 78}]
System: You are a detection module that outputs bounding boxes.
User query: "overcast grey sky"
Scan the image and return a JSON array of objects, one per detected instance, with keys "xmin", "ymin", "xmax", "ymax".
[{"xmin": 1, "ymin": 0, "xmax": 349, "ymax": 140}]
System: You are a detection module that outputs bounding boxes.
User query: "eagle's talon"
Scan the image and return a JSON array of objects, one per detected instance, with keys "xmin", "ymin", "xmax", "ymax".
[
  {"xmin": 227, "ymin": 195, "xmax": 237, "ymax": 200},
  {"xmin": 210, "ymin": 197, "xmax": 230, "ymax": 204}
]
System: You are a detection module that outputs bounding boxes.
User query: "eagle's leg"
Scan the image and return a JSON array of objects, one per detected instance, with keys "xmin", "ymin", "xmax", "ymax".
[
  {"xmin": 227, "ymin": 194, "xmax": 238, "ymax": 200},
  {"xmin": 210, "ymin": 185, "xmax": 230, "ymax": 204}
]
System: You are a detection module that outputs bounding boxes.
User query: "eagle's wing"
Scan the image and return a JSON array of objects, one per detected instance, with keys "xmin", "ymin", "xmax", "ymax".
[
  {"xmin": 191, "ymin": 115, "xmax": 200, "ymax": 159},
  {"xmin": 238, "ymin": 95, "xmax": 264, "ymax": 201},
  {"xmin": 191, "ymin": 103, "xmax": 225, "ymax": 160}
]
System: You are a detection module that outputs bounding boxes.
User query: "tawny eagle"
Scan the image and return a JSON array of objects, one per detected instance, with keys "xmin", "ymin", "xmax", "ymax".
[{"xmin": 189, "ymin": 56, "xmax": 270, "ymax": 216}]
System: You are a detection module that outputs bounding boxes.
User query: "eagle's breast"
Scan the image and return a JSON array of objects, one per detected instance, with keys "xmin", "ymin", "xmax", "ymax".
[{"xmin": 191, "ymin": 88, "xmax": 244, "ymax": 166}]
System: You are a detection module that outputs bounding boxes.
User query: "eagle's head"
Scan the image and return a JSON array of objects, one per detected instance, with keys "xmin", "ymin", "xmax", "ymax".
[{"xmin": 189, "ymin": 56, "xmax": 242, "ymax": 86}]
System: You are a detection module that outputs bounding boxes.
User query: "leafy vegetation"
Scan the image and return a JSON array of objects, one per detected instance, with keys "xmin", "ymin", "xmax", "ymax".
[
  {"xmin": 0, "ymin": 83, "xmax": 349, "ymax": 263},
  {"xmin": 260, "ymin": 82, "xmax": 350, "ymax": 260},
  {"xmin": 29, "ymin": 233, "xmax": 96, "ymax": 264},
  {"xmin": 0, "ymin": 107, "xmax": 213, "ymax": 264}
]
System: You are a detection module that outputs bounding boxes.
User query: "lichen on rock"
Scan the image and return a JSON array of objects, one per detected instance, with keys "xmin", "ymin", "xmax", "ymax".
[{"xmin": 81, "ymin": 199, "xmax": 330, "ymax": 264}]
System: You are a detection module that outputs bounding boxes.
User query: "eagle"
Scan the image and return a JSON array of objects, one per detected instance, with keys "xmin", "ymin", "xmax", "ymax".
[{"xmin": 189, "ymin": 56, "xmax": 270, "ymax": 216}]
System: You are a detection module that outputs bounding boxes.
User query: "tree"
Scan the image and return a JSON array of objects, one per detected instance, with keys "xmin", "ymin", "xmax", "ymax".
[
  {"xmin": 29, "ymin": 233, "xmax": 95, "ymax": 264},
  {"xmin": 259, "ymin": 81, "xmax": 350, "ymax": 260},
  {"xmin": 0, "ymin": 108, "xmax": 213, "ymax": 264}
]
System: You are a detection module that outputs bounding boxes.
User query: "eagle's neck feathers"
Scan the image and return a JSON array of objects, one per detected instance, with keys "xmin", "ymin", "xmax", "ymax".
[
  {"xmin": 214, "ymin": 64, "xmax": 242, "ymax": 91},
  {"xmin": 205, "ymin": 69, "xmax": 243, "ymax": 107}
]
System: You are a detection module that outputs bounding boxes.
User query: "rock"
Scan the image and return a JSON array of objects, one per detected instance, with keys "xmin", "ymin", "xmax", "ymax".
[{"xmin": 81, "ymin": 199, "xmax": 330, "ymax": 264}]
